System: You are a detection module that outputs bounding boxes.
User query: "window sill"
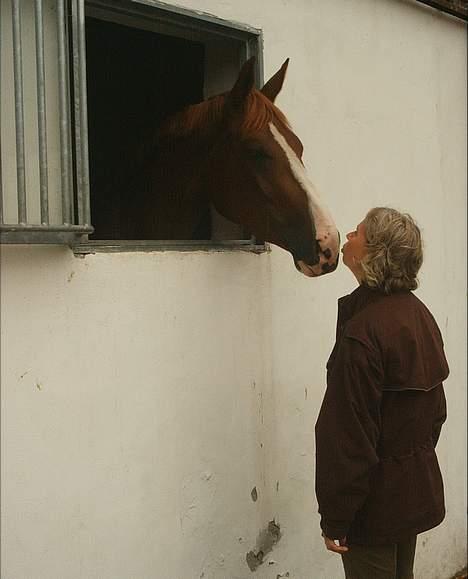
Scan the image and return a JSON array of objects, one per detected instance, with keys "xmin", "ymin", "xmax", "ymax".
[{"xmin": 72, "ymin": 239, "xmax": 269, "ymax": 255}]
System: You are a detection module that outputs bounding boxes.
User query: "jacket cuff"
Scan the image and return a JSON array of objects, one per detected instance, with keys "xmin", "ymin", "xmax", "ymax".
[{"xmin": 320, "ymin": 518, "xmax": 350, "ymax": 540}]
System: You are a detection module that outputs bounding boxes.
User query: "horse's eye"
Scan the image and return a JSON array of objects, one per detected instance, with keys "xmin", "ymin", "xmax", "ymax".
[{"xmin": 246, "ymin": 147, "xmax": 272, "ymax": 163}]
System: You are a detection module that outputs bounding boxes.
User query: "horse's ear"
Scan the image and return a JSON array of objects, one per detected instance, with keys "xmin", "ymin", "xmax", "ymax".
[
  {"xmin": 261, "ymin": 58, "xmax": 289, "ymax": 103},
  {"xmin": 225, "ymin": 56, "xmax": 256, "ymax": 116}
]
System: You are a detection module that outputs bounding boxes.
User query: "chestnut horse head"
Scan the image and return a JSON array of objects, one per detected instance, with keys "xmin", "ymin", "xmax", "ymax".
[{"xmin": 145, "ymin": 58, "xmax": 340, "ymax": 276}]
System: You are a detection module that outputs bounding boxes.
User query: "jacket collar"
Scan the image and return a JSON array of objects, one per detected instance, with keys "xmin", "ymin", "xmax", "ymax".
[{"xmin": 337, "ymin": 284, "xmax": 385, "ymax": 327}]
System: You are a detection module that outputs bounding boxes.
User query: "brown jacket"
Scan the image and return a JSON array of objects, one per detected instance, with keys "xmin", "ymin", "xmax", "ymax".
[{"xmin": 315, "ymin": 285, "xmax": 449, "ymax": 545}]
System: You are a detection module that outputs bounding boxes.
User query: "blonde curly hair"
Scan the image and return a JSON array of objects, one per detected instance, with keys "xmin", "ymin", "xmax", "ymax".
[{"xmin": 361, "ymin": 207, "xmax": 423, "ymax": 294}]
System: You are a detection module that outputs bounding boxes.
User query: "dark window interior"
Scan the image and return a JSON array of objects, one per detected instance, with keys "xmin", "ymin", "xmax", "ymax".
[{"xmin": 85, "ymin": 17, "xmax": 206, "ymax": 240}]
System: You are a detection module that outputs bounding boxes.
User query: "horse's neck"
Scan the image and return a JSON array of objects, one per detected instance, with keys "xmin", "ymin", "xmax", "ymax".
[
  {"xmin": 158, "ymin": 139, "xmax": 210, "ymax": 195},
  {"xmin": 132, "ymin": 136, "xmax": 215, "ymax": 240}
]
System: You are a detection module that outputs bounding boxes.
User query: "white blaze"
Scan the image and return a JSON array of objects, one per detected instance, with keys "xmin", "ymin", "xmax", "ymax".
[{"xmin": 268, "ymin": 122, "xmax": 339, "ymax": 260}]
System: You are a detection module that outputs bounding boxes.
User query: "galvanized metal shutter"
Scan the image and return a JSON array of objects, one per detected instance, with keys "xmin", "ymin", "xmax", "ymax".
[{"xmin": 0, "ymin": 0, "xmax": 93, "ymax": 244}]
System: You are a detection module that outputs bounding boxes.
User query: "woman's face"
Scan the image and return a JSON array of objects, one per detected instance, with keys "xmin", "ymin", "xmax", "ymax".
[{"xmin": 342, "ymin": 221, "xmax": 368, "ymax": 280}]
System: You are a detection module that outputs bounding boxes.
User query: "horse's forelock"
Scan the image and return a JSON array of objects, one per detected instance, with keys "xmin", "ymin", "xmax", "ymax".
[
  {"xmin": 159, "ymin": 90, "xmax": 290, "ymax": 141},
  {"xmin": 240, "ymin": 90, "xmax": 290, "ymax": 133}
]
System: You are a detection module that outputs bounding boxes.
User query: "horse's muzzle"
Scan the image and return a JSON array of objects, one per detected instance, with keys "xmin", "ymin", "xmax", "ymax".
[
  {"xmin": 293, "ymin": 233, "xmax": 341, "ymax": 277},
  {"xmin": 295, "ymin": 254, "xmax": 339, "ymax": 277}
]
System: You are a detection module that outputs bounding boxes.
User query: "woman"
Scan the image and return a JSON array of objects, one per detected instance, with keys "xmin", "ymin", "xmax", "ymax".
[{"xmin": 315, "ymin": 207, "xmax": 449, "ymax": 579}]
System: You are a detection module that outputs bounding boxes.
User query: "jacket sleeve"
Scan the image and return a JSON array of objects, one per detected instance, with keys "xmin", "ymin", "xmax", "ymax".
[
  {"xmin": 432, "ymin": 385, "xmax": 447, "ymax": 448},
  {"xmin": 315, "ymin": 336, "xmax": 383, "ymax": 540}
]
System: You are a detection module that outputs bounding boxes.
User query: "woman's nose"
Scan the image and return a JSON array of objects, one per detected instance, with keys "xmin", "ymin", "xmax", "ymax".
[{"xmin": 346, "ymin": 232, "xmax": 352, "ymax": 240}]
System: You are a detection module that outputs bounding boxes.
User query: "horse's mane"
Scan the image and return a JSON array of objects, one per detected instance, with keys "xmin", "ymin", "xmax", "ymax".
[{"xmin": 159, "ymin": 89, "xmax": 290, "ymax": 141}]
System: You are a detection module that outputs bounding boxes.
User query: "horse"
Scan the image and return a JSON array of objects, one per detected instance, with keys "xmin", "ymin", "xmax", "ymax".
[{"xmin": 118, "ymin": 57, "xmax": 340, "ymax": 277}]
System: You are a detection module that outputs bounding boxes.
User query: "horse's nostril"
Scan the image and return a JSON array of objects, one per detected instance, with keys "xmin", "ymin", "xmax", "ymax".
[
  {"xmin": 322, "ymin": 248, "xmax": 332, "ymax": 260},
  {"xmin": 322, "ymin": 257, "xmax": 339, "ymax": 273}
]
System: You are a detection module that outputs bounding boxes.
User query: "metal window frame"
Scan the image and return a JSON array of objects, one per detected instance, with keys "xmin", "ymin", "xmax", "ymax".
[
  {"xmin": 73, "ymin": 0, "xmax": 266, "ymax": 255},
  {"xmin": 0, "ymin": 0, "xmax": 94, "ymax": 245}
]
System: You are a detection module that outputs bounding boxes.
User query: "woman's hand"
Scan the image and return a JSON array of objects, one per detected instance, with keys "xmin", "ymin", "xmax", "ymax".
[{"xmin": 322, "ymin": 533, "xmax": 349, "ymax": 554}]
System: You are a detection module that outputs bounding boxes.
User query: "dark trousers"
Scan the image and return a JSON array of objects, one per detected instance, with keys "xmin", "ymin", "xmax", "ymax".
[{"xmin": 341, "ymin": 536, "xmax": 417, "ymax": 579}]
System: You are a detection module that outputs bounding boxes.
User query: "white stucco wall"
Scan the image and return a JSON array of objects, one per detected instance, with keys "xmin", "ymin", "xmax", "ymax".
[{"xmin": 1, "ymin": 1, "xmax": 466, "ymax": 578}]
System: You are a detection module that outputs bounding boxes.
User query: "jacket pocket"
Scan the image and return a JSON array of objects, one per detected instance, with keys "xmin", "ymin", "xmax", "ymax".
[{"xmin": 355, "ymin": 446, "xmax": 444, "ymax": 538}]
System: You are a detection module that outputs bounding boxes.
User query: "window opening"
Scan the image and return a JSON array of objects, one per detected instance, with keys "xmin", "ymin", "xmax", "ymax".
[
  {"xmin": 84, "ymin": 2, "xmax": 261, "ymax": 245},
  {"xmin": 86, "ymin": 16, "xmax": 207, "ymax": 240}
]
